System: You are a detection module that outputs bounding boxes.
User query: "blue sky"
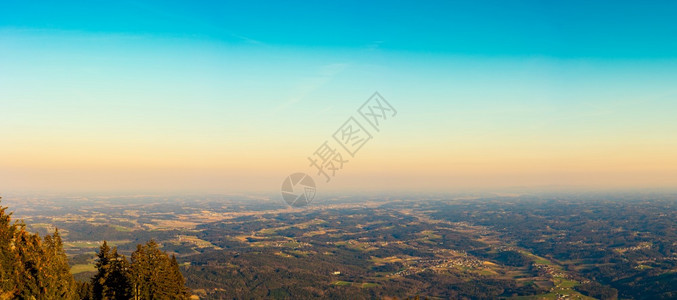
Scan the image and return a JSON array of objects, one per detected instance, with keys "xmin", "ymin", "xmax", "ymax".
[
  {"xmin": 2, "ymin": 1, "xmax": 677, "ymax": 194},
  {"xmin": 2, "ymin": 1, "xmax": 676, "ymax": 57}
]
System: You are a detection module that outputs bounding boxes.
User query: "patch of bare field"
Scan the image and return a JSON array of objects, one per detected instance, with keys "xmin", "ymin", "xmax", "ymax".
[
  {"xmin": 153, "ymin": 219, "xmax": 200, "ymax": 230},
  {"xmin": 370, "ymin": 256, "xmax": 404, "ymax": 265}
]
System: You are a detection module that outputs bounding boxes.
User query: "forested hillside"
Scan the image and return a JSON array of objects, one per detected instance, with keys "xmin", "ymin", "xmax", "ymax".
[{"xmin": 1, "ymin": 197, "xmax": 190, "ymax": 299}]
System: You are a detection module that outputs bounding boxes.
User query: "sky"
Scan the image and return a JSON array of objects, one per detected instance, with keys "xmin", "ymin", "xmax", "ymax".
[{"xmin": 2, "ymin": 1, "xmax": 677, "ymax": 195}]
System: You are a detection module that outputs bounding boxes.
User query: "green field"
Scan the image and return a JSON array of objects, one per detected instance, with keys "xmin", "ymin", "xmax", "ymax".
[{"xmin": 70, "ymin": 264, "xmax": 96, "ymax": 274}]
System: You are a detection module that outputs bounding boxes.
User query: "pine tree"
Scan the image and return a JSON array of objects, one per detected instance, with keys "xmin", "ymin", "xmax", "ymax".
[
  {"xmin": 0, "ymin": 196, "xmax": 20, "ymax": 298},
  {"xmin": 108, "ymin": 247, "xmax": 132, "ymax": 300},
  {"xmin": 130, "ymin": 240, "xmax": 190, "ymax": 300},
  {"xmin": 13, "ymin": 224, "xmax": 45, "ymax": 298},
  {"xmin": 2, "ymin": 197, "xmax": 190, "ymax": 299},
  {"xmin": 92, "ymin": 241, "xmax": 132, "ymax": 300},
  {"xmin": 169, "ymin": 255, "xmax": 190, "ymax": 298},
  {"xmin": 17, "ymin": 223, "xmax": 79, "ymax": 299},
  {"xmin": 129, "ymin": 243, "xmax": 146, "ymax": 300},
  {"xmin": 92, "ymin": 241, "xmax": 111, "ymax": 299},
  {"xmin": 1, "ymin": 197, "xmax": 77, "ymax": 299},
  {"xmin": 43, "ymin": 228, "xmax": 77, "ymax": 299},
  {"xmin": 76, "ymin": 281, "xmax": 94, "ymax": 300}
]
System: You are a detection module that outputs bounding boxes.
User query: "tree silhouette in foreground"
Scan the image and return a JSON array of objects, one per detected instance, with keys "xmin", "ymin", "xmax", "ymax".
[
  {"xmin": 0, "ymin": 197, "xmax": 76, "ymax": 299},
  {"xmin": 1, "ymin": 198, "xmax": 191, "ymax": 299},
  {"xmin": 92, "ymin": 241, "xmax": 132, "ymax": 300},
  {"xmin": 91, "ymin": 240, "xmax": 190, "ymax": 300}
]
